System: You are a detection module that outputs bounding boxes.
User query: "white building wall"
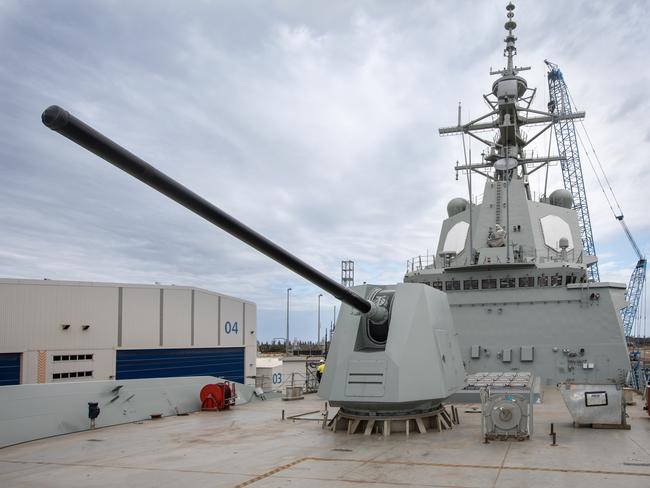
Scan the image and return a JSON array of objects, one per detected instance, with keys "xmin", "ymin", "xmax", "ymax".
[
  {"xmin": 282, "ymin": 358, "xmax": 308, "ymax": 389},
  {"xmin": 0, "ymin": 279, "xmax": 256, "ymax": 385},
  {"xmin": 21, "ymin": 351, "xmax": 38, "ymax": 385},
  {"xmin": 121, "ymin": 287, "xmax": 160, "ymax": 347},
  {"xmin": 162, "ymin": 289, "xmax": 191, "ymax": 347},
  {"xmin": 0, "ymin": 282, "xmax": 118, "ymax": 352},
  {"xmin": 256, "ymin": 366, "xmax": 283, "ymax": 391},
  {"xmin": 220, "ymin": 297, "xmax": 244, "ymax": 347},
  {"xmin": 21, "ymin": 350, "xmax": 116, "ymax": 384},
  {"xmin": 194, "ymin": 290, "xmax": 219, "ymax": 346}
]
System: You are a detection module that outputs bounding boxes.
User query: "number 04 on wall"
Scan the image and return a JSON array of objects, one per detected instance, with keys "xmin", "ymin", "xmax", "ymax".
[{"xmin": 224, "ymin": 321, "xmax": 239, "ymax": 334}]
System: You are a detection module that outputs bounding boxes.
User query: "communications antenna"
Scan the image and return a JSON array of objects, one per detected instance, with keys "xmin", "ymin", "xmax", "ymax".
[{"xmin": 341, "ymin": 260, "xmax": 354, "ymax": 288}]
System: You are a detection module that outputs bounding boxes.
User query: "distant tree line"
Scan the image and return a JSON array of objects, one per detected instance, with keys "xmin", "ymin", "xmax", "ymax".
[{"xmin": 257, "ymin": 340, "xmax": 327, "ymax": 355}]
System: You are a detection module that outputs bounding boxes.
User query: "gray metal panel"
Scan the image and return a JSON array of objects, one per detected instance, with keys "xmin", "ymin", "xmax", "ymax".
[
  {"xmin": 344, "ymin": 359, "xmax": 386, "ymax": 397},
  {"xmin": 502, "ymin": 348, "xmax": 512, "ymax": 362},
  {"xmin": 560, "ymin": 384, "xmax": 624, "ymax": 425},
  {"xmin": 521, "ymin": 346, "xmax": 534, "ymax": 362}
]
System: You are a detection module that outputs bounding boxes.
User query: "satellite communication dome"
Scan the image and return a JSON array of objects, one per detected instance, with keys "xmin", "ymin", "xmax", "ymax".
[
  {"xmin": 559, "ymin": 237, "xmax": 569, "ymax": 249},
  {"xmin": 447, "ymin": 198, "xmax": 469, "ymax": 217},
  {"xmin": 549, "ymin": 189, "xmax": 574, "ymax": 209}
]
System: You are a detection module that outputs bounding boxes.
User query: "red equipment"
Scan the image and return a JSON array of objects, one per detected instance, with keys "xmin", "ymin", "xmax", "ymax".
[{"xmin": 200, "ymin": 382, "xmax": 236, "ymax": 411}]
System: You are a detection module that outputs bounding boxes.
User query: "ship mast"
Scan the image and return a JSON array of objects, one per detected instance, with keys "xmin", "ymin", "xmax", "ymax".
[
  {"xmin": 440, "ymin": 2, "xmax": 584, "ymax": 178},
  {"xmin": 439, "ymin": 2, "xmax": 586, "ymax": 262}
]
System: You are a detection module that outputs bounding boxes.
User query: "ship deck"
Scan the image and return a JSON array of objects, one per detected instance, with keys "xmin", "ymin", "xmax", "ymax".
[{"xmin": 1, "ymin": 388, "xmax": 649, "ymax": 488}]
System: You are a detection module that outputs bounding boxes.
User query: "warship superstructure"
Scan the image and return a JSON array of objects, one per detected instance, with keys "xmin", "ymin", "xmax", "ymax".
[{"xmin": 404, "ymin": 3, "xmax": 630, "ymax": 387}]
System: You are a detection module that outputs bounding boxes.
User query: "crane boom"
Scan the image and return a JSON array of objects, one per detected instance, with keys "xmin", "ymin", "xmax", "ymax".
[
  {"xmin": 545, "ymin": 60, "xmax": 600, "ymax": 282},
  {"xmin": 621, "ymin": 258, "xmax": 647, "ymax": 337},
  {"xmin": 617, "ymin": 216, "xmax": 647, "ymax": 337}
]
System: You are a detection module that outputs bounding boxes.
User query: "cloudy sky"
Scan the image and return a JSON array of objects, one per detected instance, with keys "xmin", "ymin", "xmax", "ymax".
[{"xmin": 1, "ymin": 0, "xmax": 648, "ymax": 340}]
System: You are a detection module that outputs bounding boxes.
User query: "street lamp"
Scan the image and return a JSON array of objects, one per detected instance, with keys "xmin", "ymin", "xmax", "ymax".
[
  {"xmin": 317, "ymin": 293, "xmax": 323, "ymax": 352},
  {"xmin": 286, "ymin": 288, "xmax": 292, "ymax": 354}
]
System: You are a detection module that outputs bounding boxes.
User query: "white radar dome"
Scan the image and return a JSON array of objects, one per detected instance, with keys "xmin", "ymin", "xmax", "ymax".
[
  {"xmin": 447, "ymin": 198, "xmax": 469, "ymax": 217},
  {"xmin": 549, "ymin": 189, "xmax": 574, "ymax": 209}
]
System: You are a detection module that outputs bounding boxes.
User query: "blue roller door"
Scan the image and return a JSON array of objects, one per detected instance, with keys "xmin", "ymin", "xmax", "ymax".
[
  {"xmin": 0, "ymin": 353, "xmax": 21, "ymax": 386},
  {"xmin": 116, "ymin": 347, "xmax": 244, "ymax": 383}
]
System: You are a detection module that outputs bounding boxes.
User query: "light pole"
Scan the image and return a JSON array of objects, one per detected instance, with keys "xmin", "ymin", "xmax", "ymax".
[
  {"xmin": 286, "ymin": 287, "xmax": 292, "ymax": 354},
  {"xmin": 317, "ymin": 293, "xmax": 323, "ymax": 353}
]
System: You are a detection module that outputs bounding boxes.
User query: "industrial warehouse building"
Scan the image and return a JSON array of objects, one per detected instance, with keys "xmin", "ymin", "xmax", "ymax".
[{"xmin": 0, "ymin": 278, "xmax": 256, "ymax": 386}]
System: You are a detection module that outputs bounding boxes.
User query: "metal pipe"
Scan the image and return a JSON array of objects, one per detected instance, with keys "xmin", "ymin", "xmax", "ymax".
[{"xmin": 42, "ymin": 105, "xmax": 375, "ymax": 315}]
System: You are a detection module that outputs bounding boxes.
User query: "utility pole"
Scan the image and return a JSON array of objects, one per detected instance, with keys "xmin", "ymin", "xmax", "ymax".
[
  {"xmin": 286, "ymin": 287, "xmax": 291, "ymax": 354},
  {"xmin": 317, "ymin": 293, "xmax": 323, "ymax": 353}
]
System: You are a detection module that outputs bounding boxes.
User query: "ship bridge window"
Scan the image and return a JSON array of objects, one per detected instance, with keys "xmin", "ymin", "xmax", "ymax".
[
  {"xmin": 431, "ymin": 281, "xmax": 443, "ymax": 290},
  {"xmin": 445, "ymin": 280, "xmax": 461, "ymax": 291},
  {"xmin": 463, "ymin": 279, "xmax": 479, "ymax": 290},
  {"xmin": 481, "ymin": 279, "xmax": 497, "ymax": 289},
  {"xmin": 500, "ymin": 278, "xmax": 515, "ymax": 288},
  {"xmin": 519, "ymin": 277, "xmax": 535, "ymax": 287},
  {"xmin": 550, "ymin": 275, "xmax": 563, "ymax": 287},
  {"xmin": 538, "ymin": 276, "xmax": 549, "ymax": 287},
  {"xmin": 566, "ymin": 275, "xmax": 577, "ymax": 284}
]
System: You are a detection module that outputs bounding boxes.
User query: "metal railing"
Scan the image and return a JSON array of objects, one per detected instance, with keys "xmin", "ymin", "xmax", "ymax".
[{"xmin": 406, "ymin": 244, "xmax": 582, "ymax": 272}]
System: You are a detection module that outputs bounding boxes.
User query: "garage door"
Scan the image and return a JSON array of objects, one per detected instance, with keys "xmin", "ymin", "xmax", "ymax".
[
  {"xmin": 116, "ymin": 347, "xmax": 244, "ymax": 383},
  {"xmin": 0, "ymin": 353, "xmax": 21, "ymax": 386}
]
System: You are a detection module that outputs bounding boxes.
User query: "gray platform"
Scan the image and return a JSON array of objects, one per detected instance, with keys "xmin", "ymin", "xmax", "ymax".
[{"xmin": 1, "ymin": 388, "xmax": 649, "ymax": 487}]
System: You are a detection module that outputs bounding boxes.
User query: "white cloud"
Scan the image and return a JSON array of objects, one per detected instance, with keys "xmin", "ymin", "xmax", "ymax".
[{"xmin": 1, "ymin": 0, "xmax": 648, "ymax": 340}]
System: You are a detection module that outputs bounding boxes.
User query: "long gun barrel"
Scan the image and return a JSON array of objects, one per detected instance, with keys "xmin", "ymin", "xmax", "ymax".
[{"xmin": 41, "ymin": 105, "xmax": 384, "ymax": 320}]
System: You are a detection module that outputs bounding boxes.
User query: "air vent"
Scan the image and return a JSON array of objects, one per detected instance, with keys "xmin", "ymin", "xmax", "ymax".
[{"xmin": 344, "ymin": 359, "xmax": 386, "ymax": 397}]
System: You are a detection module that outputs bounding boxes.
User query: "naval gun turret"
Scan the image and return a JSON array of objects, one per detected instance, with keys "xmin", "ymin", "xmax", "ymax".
[{"xmin": 41, "ymin": 105, "xmax": 465, "ymax": 418}]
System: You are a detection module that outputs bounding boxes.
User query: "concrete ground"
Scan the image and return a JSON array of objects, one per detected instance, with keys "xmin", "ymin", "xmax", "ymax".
[{"xmin": 1, "ymin": 389, "xmax": 649, "ymax": 488}]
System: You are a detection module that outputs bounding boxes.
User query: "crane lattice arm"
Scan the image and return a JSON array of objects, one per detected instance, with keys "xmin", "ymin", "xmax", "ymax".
[
  {"xmin": 545, "ymin": 60, "xmax": 600, "ymax": 282},
  {"xmin": 617, "ymin": 215, "xmax": 647, "ymax": 337},
  {"xmin": 621, "ymin": 258, "xmax": 647, "ymax": 337}
]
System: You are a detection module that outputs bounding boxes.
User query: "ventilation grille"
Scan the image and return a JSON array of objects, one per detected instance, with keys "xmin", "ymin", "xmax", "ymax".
[{"xmin": 344, "ymin": 359, "xmax": 386, "ymax": 397}]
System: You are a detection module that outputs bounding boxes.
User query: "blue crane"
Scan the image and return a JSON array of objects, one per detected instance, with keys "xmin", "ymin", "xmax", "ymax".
[
  {"xmin": 617, "ymin": 216, "xmax": 647, "ymax": 337},
  {"xmin": 545, "ymin": 60, "xmax": 600, "ymax": 282}
]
